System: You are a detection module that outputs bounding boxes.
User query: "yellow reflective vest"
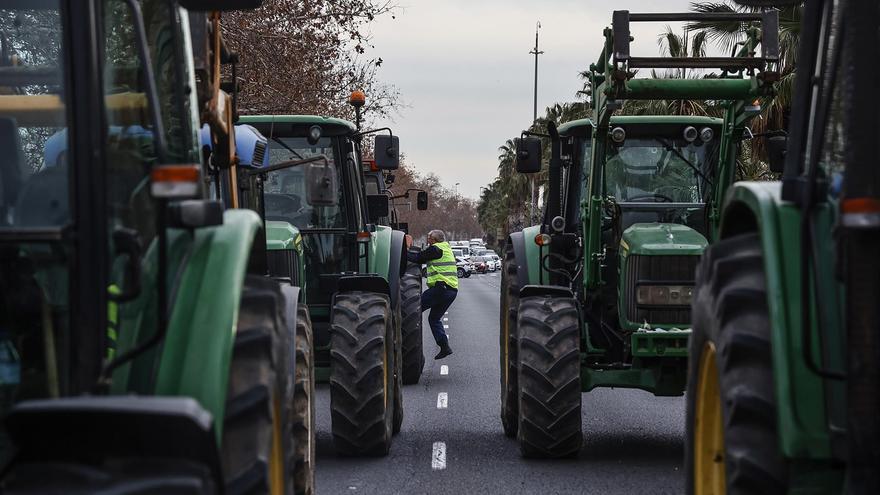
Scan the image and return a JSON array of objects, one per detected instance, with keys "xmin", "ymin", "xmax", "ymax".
[{"xmin": 426, "ymin": 241, "xmax": 459, "ymax": 289}]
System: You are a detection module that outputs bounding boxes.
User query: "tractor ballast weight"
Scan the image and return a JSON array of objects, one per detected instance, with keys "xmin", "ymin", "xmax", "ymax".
[{"xmin": 501, "ymin": 10, "xmax": 778, "ymax": 457}]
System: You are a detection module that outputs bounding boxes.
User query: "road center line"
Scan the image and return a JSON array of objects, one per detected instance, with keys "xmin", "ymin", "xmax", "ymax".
[
  {"xmin": 431, "ymin": 442, "xmax": 447, "ymax": 470},
  {"xmin": 443, "ymin": 324, "xmax": 449, "ymax": 329},
  {"xmin": 437, "ymin": 392, "xmax": 448, "ymax": 408},
  {"xmin": 440, "ymin": 365, "xmax": 449, "ymax": 375}
]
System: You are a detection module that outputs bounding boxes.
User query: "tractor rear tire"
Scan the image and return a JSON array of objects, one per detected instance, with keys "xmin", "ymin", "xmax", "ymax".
[
  {"xmin": 400, "ymin": 263, "xmax": 425, "ymax": 385},
  {"xmin": 686, "ymin": 233, "xmax": 787, "ymax": 495},
  {"xmin": 517, "ymin": 295, "xmax": 582, "ymax": 458},
  {"xmin": 292, "ymin": 304, "xmax": 316, "ymax": 495},
  {"xmin": 499, "ymin": 242, "xmax": 521, "ymax": 437},
  {"xmin": 329, "ymin": 291, "xmax": 395, "ymax": 456},
  {"xmin": 223, "ymin": 275, "xmax": 295, "ymax": 495}
]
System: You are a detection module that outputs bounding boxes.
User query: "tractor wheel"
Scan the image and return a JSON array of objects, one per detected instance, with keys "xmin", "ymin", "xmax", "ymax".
[
  {"xmin": 222, "ymin": 275, "xmax": 295, "ymax": 495},
  {"xmin": 516, "ymin": 295, "xmax": 582, "ymax": 458},
  {"xmin": 400, "ymin": 263, "xmax": 425, "ymax": 385},
  {"xmin": 499, "ymin": 242, "xmax": 520, "ymax": 437},
  {"xmin": 686, "ymin": 233, "xmax": 787, "ymax": 495},
  {"xmin": 329, "ymin": 291, "xmax": 395, "ymax": 456},
  {"xmin": 292, "ymin": 304, "xmax": 316, "ymax": 495}
]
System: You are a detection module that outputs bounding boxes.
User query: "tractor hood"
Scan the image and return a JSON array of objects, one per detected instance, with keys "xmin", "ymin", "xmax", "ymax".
[{"xmin": 619, "ymin": 223, "xmax": 707, "ymax": 256}]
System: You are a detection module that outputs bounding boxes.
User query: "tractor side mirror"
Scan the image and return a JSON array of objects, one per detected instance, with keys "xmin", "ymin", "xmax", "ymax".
[
  {"xmin": 367, "ymin": 194, "xmax": 390, "ymax": 222},
  {"xmin": 767, "ymin": 136, "xmax": 787, "ymax": 174},
  {"xmin": 375, "ymin": 135, "xmax": 400, "ymax": 170},
  {"xmin": 396, "ymin": 222, "xmax": 409, "ymax": 234},
  {"xmin": 416, "ymin": 191, "xmax": 428, "ymax": 210},
  {"xmin": 515, "ymin": 137, "xmax": 542, "ymax": 173},
  {"xmin": 305, "ymin": 162, "xmax": 338, "ymax": 206}
]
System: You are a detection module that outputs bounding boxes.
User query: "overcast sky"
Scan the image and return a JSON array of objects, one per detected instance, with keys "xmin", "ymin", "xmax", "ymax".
[{"xmin": 366, "ymin": 0, "xmax": 696, "ymax": 199}]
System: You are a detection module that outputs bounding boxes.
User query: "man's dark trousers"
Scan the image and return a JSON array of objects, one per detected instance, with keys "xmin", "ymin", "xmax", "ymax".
[{"xmin": 421, "ymin": 283, "xmax": 457, "ymax": 346}]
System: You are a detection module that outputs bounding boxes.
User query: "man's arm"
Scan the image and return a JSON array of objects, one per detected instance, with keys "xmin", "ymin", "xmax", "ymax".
[{"xmin": 407, "ymin": 245, "xmax": 443, "ymax": 264}]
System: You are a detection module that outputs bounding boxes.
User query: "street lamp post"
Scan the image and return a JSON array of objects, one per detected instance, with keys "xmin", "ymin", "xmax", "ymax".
[
  {"xmin": 529, "ymin": 21, "xmax": 543, "ymax": 224},
  {"xmin": 454, "ymin": 182, "xmax": 460, "ymax": 196}
]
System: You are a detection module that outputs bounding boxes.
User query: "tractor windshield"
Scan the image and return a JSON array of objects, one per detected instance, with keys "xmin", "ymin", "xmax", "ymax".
[
  {"xmin": 265, "ymin": 136, "xmax": 347, "ymax": 229},
  {"xmin": 604, "ymin": 138, "xmax": 715, "ymax": 204}
]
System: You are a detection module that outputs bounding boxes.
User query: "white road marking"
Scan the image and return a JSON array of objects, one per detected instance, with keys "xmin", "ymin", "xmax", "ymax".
[
  {"xmin": 443, "ymin": 324, "xmax": 449, "ymax": 329},
  {"xmin": 444, "ymin": 311, "xmax": 448, "ymax": 315},
  {"xmin": 437, "ymin": 392, "xmax": 448, "ymax": 409},
  {"xmin": 431, "ymin": 442, "xmax": 447, "ymax": 470},
  {"xmin": 440, "ymin": 365, "xmax": 449, "ymax": 375},
  {"xmin": 443, "ymin": 317, "xmax": 448, "ymax": 321}
]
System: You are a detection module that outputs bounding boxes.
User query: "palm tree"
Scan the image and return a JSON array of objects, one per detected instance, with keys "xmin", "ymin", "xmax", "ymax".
[{"xmin": 687, "ymin": 1, "xmax": 803, "ymax": 157}]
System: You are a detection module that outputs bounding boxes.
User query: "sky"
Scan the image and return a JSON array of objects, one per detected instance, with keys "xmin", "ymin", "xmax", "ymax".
[{"xmin": 366, "ymin": 0, "xmax": 697, "ymax": 199}]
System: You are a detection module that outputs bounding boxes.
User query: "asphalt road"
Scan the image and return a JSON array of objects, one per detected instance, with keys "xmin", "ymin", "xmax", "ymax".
[{"xmin": 315, "ymin": 272, "xmax": 686, "ymax": 495}]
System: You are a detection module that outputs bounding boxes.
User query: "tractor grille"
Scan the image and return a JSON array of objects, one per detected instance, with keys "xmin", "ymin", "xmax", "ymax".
[
  {"xmin": 252, "ymin": 140, "xmax": 267, "ymax": 166},
  {"xmin": 267, "ymin": 249, "xmax": 301, "ymax": 287},
  {"xmin": 624, "ymin": 254, "xmax": 699, "ymax": 326}
]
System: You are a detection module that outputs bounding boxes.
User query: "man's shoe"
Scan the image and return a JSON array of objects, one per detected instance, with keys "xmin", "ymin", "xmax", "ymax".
[{"xmin": 434, "ymin": 345, "xmax": 453, "ymax": 360}]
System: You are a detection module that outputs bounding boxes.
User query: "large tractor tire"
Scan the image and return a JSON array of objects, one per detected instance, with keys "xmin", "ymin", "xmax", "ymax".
[
  {"xmin": 400, "ymin": 263, "xmax": 425, "ymax": 384},
  {"xmin": 516, "ymin": 295, "xmax": 582, "ymax": 458},
  {"xmin": 499, "ymin": 242, "xmax": 521, "ymax": 437},
  {"xmin": 292, "ymin": 304, "xmax": 316, "ymax": 495},
  {"xmin": 329, "ymin": 291, "xmax": 395, "ymax": 456},
  {"xmin": 223, "ymin": 275, "xmax": 295, "ymax": 495},
  {"xmin": 686, "ymin": 233, "xmax": 787, "ymax": 495}
]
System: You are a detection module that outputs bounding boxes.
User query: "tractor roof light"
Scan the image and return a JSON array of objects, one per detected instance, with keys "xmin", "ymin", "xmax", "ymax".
[
  {"xmin": 307, "ymin": 125, "xmax": 322, "ymax": 145},
  {"xmin": 683, "ymin": 126, "xmax": 698, "ymax": 143},
  {"xmin": 349, "ymin": 90, "xmax": 366, "ymax": 109},
  {"xmin": 151, "ymin": 164, "xmax": 200, "ymax": 199},
  {"xmin": 610, "ymin": 126, "xmax": 626, "ymax": 144},
  {"xmin": 699, "ymin": 127, "xmax": 714, "ymax": 143},
  {"xmin": 535, "ymin": 233, "xmax": 551, "ymax": 246}
]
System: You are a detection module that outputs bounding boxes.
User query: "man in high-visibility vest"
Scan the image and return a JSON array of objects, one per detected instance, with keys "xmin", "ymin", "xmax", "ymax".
[{"xmin": 406, "ymin": 229, "xmax": 456, "ymax": 359}]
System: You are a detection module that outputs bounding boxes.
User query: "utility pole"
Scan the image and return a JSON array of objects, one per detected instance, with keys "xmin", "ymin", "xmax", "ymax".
[{"xmin": 529, "ymin": 21, "xmax": 543, "ymax": 224}]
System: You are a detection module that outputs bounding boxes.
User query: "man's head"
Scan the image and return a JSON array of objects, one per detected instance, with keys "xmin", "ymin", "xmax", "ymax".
[{"xmin": 427, "ymin": 229, "xmax": 446, "ymax": 245}]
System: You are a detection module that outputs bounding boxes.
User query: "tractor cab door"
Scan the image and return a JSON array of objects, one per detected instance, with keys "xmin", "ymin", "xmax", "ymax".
[{"xmin": 0, "ymin": 0, "xmax": 201, "ymax": 468}]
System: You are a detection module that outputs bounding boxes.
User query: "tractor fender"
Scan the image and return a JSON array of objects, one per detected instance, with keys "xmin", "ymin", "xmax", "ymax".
[
  {"xmin": 509, "ymin": 231, "xmax": 530, "ymax": 289},
  {"xmin": 519, "ymin": 284, "xmax": 574, "ymax": 299},
  {"xmin": 719, "ymin": 181, "xmax": 840, "ymax": 459},
  {"xmin": 365, "ymin": 226, "xmax": 404, "ymax": 308},
  {"xmin": 279, "ymin": 284, "xmax": 301, "ymax": 382},
  {"xmin": 386, "ymin": 229, "xmax": 407, "ymax": 308},
  {"xmin": 336, "ymin": 274, "xmax": 391, "ymax": 298},
  {"xmin": 152, "ymin": 209, "xmax": 262, "ymax": 441}
]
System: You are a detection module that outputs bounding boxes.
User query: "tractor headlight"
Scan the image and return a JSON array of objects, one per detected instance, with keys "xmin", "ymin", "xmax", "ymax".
[{"xmin": 636, "ymin": 285, "xmax": 694, "ymax": 306}]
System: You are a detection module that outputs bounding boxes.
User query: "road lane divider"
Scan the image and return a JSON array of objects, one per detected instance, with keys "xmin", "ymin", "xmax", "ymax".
[
  {"xmin": 431, "ymin": 442, "xmax": 446, "ymax": 470},
  {"xmin": 440, "ymin": 365, "xmax": 449, "ymax": 375},
  {"xmin": 437, "ymin": 392, "xmax": 448, "ymax": 409}
]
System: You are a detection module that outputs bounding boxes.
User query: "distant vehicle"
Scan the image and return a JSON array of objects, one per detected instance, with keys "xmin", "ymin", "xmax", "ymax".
[
  {"xmin": 488, "ymin": 253, "xmax": 501, "ymax": 271},
  {"xmin": 471, "ymin": 256, "xmax": 489, "ymax": 274},
  {"xmin": 455, "ymin": 256, "xmax": 472, "ymax": 278}
]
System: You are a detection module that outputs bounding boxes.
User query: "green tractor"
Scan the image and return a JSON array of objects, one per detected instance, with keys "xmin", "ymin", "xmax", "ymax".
[
  {"xmin": 686, "ymin": 0, "xmax": 880, "ymax": 493},
  {"xmin": 0, "ymin": 1, "xmax": 313, "ymax": 493},
  {"xmin": 238, "ymin": 114, "xmax": 414, "ymax": 455},
  {"xmin": 500, "ymin": 10, "xmax": 779, "ymax": 457}
]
